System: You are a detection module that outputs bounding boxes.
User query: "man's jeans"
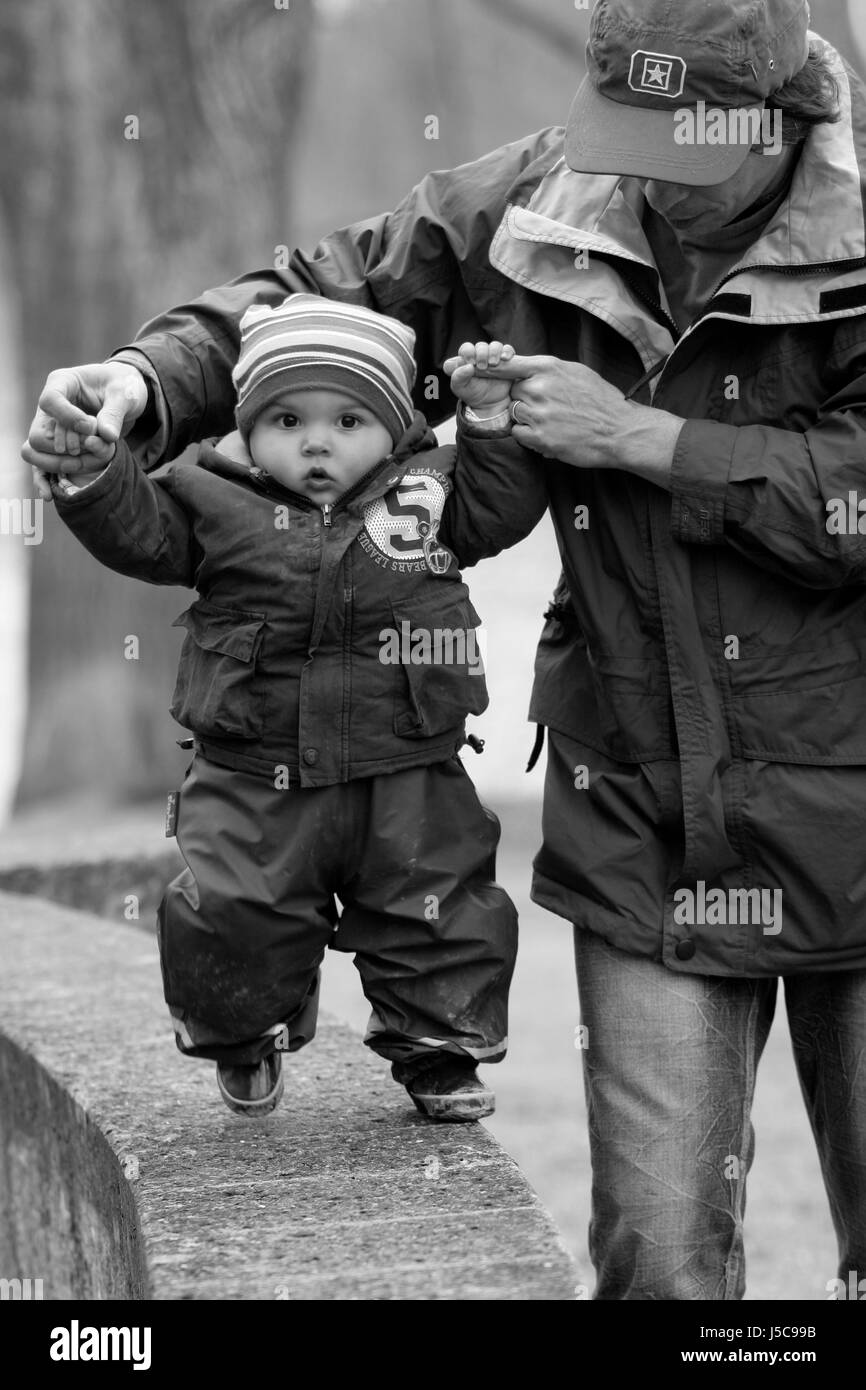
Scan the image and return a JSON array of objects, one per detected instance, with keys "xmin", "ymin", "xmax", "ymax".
[{"xmin": 575, "ymin": 927, "xmax": 866, "ymax": 1300}]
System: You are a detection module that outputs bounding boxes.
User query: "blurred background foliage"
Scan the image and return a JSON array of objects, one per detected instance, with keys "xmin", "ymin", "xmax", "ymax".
[{"xmin": 3, "ymin": 0, "xmax": 864, "ymax": 811}]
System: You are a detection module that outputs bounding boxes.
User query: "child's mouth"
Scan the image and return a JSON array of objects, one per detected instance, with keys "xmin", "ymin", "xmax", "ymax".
[{"xmin": 305, "ymin": 475, "xmax": 333, "ymax": 491}]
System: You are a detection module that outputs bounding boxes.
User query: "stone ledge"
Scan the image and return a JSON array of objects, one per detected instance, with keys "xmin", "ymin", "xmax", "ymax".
[
  {"xmin": 0, "ymin": 800, "xmax": 181, "ymax": 922},
  {"xmin": 0, "ymin": 892, "xmax": 579, "ymax": 1300}
]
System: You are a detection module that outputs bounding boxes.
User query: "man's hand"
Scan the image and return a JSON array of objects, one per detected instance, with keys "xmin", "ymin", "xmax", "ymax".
[
  {"xmin": 443, "ymin": 341, "xmax": 515, "ymax": 416},
  {"xmin": 22, "ymin": 362, "xmax": 147, "ymax": 499},
  {"xmin": 485, "ymin": 354, "xmax": 684, "ymax": 487}
]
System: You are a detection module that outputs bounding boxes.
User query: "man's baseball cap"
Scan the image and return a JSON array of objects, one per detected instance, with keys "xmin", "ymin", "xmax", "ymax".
[{"xmin": 565, "ymin": 0, "xmax": 812, "ymax": 186}]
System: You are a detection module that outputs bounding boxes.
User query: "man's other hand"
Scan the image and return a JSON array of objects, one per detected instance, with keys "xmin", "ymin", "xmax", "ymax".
[{"xmin": 22, "ymin": 362, "xmax": 147, "ymax": 499}]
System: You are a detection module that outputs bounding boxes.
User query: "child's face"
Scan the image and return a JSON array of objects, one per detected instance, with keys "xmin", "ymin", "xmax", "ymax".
[{"xmin": 247, "ymin": 389, "xmax": 394, "ymax": 505}]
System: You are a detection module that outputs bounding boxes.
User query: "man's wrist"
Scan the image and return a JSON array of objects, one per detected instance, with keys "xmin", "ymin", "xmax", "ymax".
[
  {"xmin": 110, "ymin": 349, "xmax": 168, "ymax": 465},
  {"xmin": 616, "ymin": 406, "xmax": 685, "ymax": 490}
]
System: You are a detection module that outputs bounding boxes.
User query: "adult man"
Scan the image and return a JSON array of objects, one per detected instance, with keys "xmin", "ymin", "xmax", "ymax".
[{"xmin": 24, "ymin": 0, "xmax": 866, "ymax": 1299}]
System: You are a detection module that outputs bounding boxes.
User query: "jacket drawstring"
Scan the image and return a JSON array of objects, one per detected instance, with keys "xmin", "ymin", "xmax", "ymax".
[
  {"xmin": 526, "ymin": 724, "xmax": 545, "ymax": 773},
  {"xmin": 624, "ymin": 354, "xmax": 671, "ymax": 402}
]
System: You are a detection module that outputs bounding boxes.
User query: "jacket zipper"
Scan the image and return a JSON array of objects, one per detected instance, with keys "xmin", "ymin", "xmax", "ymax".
[
  {"xmin": 318, "ymin": 454, "xmax": 405, "ymax": 526},
  {"xmin": 319, "ymin": 459, "xmax": 395, "ymax": 527},
  {"xmin": 329, "ymin": 454, "xmax": 401, "ymax": 514},
  {"xmin": 252, "ymin": 485, "xmax": 334, "ymax": 531},
  {"xmin": 704, "ymin": 255, "xmax": 866, "ymax": 305},
  {"xmin": 257, "ymin": 451, "xmax": 410, "ymax": 525},
  {"xmin": 617, "ymin": 266, "xmax": 680, "ymax": 341}
]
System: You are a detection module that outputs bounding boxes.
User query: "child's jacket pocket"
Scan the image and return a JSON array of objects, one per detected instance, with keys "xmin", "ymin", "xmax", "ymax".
[
  {"xmin": 390, "ymin": 597, "xmax": 489, "ymax": 739},
  {"xmin": 170, "ymin": 599, "xmax": 267, "ymax": 740}
]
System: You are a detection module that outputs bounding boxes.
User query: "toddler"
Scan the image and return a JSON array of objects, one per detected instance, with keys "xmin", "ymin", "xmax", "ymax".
[{"xmin": 52, "ymin": 295, "xmax": 546, "ymax": 1121}]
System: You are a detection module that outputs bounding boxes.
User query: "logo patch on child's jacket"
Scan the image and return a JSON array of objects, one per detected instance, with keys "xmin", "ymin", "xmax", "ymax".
[{"xmin": 360, "ymin": 468, "xmax": 453, "ymax": 575}]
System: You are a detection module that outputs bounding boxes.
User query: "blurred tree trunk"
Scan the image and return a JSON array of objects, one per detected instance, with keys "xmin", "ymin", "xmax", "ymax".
[
  {"xmin": 0, "ymin": 216, "xmax": 27, "ymax": 822},
  {"xmin": 0, "ymin": 0, "xmax": 315, "ymax": 807},
  {"xmin": 424, "ymin": 0, "xmax": 470, "ymax": 166}
]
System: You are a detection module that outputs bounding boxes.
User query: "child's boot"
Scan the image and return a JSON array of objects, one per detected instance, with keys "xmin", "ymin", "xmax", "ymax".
[
  {"xmin": 217, "ymin": 1052, "xmax": 284, "ymax": 1116},
  {"xmin": 395, "ymin": 1053, "xmax": 494, "ymax": 1122}
]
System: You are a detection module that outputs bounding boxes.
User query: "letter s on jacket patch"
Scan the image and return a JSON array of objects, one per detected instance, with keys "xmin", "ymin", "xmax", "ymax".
[{"xmin": 362, "ymin": 469, "xmax": 453, "ymax": 574}]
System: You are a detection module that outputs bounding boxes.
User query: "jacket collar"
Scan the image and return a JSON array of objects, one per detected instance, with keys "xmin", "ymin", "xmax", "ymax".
[{"xmin": 491, "ymin": 36, "xmax": 866, "ymax": 365}]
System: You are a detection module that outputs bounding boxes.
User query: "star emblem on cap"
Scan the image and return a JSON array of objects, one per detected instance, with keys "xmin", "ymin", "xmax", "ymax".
[{"xmin": 628, "ymin": 51, "xmax": 686, "ymax": 99}]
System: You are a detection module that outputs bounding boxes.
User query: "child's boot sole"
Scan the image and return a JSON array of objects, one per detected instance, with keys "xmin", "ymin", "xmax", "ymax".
[
  {"xmin": 409, "ymin": 1089, "xmax": 495, "ymax": 1122},
  {"xmin": 216, "ymin": 1060, "xmax": 284, "ymax": 1117}
]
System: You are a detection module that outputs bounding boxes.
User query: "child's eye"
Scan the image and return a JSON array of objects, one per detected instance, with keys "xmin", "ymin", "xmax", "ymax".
[
  {"xmin": 278, "ymin": 413, "xmax": 299, "ymax": 428},
  {"xmin": 339, "ymin": 414, "xmax": 361, "ymax": 429}
]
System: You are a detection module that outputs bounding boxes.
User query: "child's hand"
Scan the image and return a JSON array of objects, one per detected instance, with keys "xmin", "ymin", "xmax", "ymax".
[
  {"xmin": 45, "ymin": 417, "xmax": 116, "ymax": 475},
  {"xmin": 444, "ymin": 341, "xmax": 516, "ymax": 415},
  {"xmin": 43, "ymin": 417, "xmax": 116, "ymax": 493}
]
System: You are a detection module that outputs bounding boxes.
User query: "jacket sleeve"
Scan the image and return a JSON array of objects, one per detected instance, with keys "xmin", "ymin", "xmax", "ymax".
[
  {"xmin": 52, "ymin": 442, "xmax": 199, "ymax": 588},
  {"xmin": 670, "ymin": 331, "xmax": 866, "ymax": 588},
  {"xmin": 437, "ymin": 410, "xmax": 549, "ymax": 568},
  {"xmin": 113, "ymin": 129, "xmax": 563, "ymax": 462}
]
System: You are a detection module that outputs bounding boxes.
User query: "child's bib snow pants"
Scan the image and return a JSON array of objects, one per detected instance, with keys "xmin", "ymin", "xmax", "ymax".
[{"xmin": 158, "ymin": 751, "xmax": 517, "ymax": 1068}]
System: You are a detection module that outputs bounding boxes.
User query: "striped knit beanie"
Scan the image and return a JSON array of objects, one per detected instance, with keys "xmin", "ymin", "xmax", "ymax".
[{"xmin": 233, "ymin": 295, "xmax": 417, "ymax": 445}]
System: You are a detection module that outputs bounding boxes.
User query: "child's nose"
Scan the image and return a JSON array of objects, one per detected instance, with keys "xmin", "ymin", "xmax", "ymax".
[{"xmin": 301, "ymin": 430, "xmax": 330, "ymax": 455}]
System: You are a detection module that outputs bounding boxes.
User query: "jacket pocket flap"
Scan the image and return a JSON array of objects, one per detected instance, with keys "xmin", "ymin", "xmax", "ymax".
[
  {"xmin": 172, "ymin": 600, "xmax": 266, "ymax": 662},
  {"xmin": 389, "ymin": 597, "xmax": 488, "ymax": 737}
]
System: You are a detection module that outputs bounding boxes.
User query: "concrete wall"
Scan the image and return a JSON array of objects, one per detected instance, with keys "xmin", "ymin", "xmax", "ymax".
[
  {"xmin": 0, "ymin": 885, "xmax": 578, "ymax": 1300},
  {"xmin": 0, "ymin": 1036, "xmax": 149, "ymax": 1299}
]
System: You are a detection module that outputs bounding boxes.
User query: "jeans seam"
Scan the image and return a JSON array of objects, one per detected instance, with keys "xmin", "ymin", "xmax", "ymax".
[{"xmin": 723, "ymin": 981, "xmax": 760, "ymax": 1299}]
